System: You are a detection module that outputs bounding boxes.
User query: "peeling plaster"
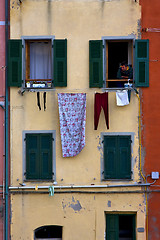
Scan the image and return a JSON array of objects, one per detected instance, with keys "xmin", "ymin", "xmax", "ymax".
[
  {"xmin": 69, "ymin": 200, "xmax": 82, "ymax": 212},
  {"xmin": 107, "ymin": 201, "xmax": 111, "ymax": 207},
  {"xmin": 62, "ymin": 197, "xmax": 83, "ymax": 212}
]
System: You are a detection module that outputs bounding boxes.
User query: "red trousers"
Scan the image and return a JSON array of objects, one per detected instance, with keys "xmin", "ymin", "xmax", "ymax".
[{"xmin": 94, "ymin": 92, "xmax": 109, "ymax": 130}]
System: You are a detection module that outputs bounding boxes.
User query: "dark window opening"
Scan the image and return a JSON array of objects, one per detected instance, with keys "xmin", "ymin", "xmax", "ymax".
[
  {"xmin": 108, "ymin": 42, "xmax": 128, "ymax": 79},
  {"xmin": 106, "ymin": 40, "xmax": 133, "ymax": 88},
  {"xmin": 119, "ymin": 215, "xmax": 134, "ymax": 239},
  {"xmin": 106, "ymin": 214, "xmax": 136, "ymax": 240},
  {"xmin": 35, "ymin": 225, "xmax": 62, "ymax": 239}
]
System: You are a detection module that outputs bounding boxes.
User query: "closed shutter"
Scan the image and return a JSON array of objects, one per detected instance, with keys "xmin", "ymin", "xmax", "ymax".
[
  {"xmin": 54, "ymin": 39, "xmax": 67, "ymax": 87},
  {"xmin": 104, "ymin": 135, "xmax": 131, "ymax": 179},
  {"xmin": 40, "ymin": 134, "xmax": 52, "ymax": 180},
  {"xmin": 8, "ymin": 39, "xmax": 22, "ymax": 87},
  {"xmin": 106, "ymin": 214, "xmax": 119, "ymax": 240},
  {"xmin": 26, "ymin": 134, "xmax": 39, "ymax": 179},
  {"xmin": 118, "ymin": 136, "xmax": 131, "ymax": 179},
  {"xmin": 89, "ymin": 40, "xmax": 103, "ymax": 88},
  {"xmin": 104, "ymin": 136, "xmax": 117, "ymax": 179},
  {"xmin": 135, "ymin": 39, "xmax": 149, "ymax": 87}
]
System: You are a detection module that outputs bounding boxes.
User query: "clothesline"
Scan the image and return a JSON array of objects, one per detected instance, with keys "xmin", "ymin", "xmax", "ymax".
[{"xmin": 24, "ymin": 86, "xmax": 135, "ymax": 94}]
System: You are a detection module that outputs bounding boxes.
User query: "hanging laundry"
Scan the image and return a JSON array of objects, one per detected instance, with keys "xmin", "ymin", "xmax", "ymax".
[
  {"xmin": 36, "ymin": 92, "xmax": 47, "ymax": 111},
  {"xmin": 58, "ymin": 93, "xmax": 86, "ymax": 157},
  {"xmin": 48, "ymin": 186, "xmax": 54, "ymax": 197},
  {"xmin": 37, "ymin": 92, "xmax": 41, "ymax": 110},
  {"xmin": 128, "ymin": 89, "xmax": 131, "ymax": 102},
  {"xmin": 44, "ymin": 92, "xmax": 46, "ymax": 111},
  {"xmin": 116, "ymin": 90, "xmax": 129, "ymax": 106},
  {"xmin": 94, "ymin": 92, "xmax": 109, "ymax": 130}
]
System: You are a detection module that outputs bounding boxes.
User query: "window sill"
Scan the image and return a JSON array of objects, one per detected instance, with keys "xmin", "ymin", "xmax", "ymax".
[
  {"xmin": 24, "ymin": 179, "xmax": 55, "ymax": 182},
  {"xmin": 107, "ymin": 79, "xmax": 133, "ymax": 82},
  {"xmin": 102, "ymin": 87, "xmax": 134, "ymax": 92},
  {"xmin": 102, "ymin": 179, "xmax": 132, "ymax": 182},
  {"xmin": 25, "ymin": 79, "xmax": 52, "ymax": 88}
]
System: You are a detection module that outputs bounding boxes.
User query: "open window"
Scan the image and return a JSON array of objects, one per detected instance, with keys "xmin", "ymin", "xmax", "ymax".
[
  {"xmin": 25, "ymin": 39, "xmax": 52, "ymax": 88},
  {"xmin": 89, "ymin": 38, "xmax": 149, "ymax": 88},
  {"xmin": 106, "ymin": 214, "xmax": 136, "ymax": 240},
  {"xmin": 8, "ymin": 37, "xmax": 67, "ymax": 89},
  {"xmin": 106, "ymin": 40, "xmax": 133, "ymax": 88},
  {"xmin": 34, "ymin": 225, "xmax": 62, "ymax": 240}
]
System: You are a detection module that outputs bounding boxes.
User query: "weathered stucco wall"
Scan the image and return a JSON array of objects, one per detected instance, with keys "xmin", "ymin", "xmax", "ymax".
[
  {"xmin": 9, "ymin": 0, "xmax": 145, "ymax": 239},
  {"xmin": 11, "ymin": 193, "xmax": 146, "ymax": 240}
]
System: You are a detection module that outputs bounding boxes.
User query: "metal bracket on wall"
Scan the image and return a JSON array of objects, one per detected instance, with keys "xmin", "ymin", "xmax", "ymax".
[{"xmin": 0, "ymin": 101, "xmax": 5, "ymax": 110}]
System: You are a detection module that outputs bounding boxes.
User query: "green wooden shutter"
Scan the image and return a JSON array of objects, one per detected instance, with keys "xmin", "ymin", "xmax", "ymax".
[
  {"xmin": 118, "ymin": 136, "xmax": 131, "ymax": 179},
  {"xmin": 26, "ymin": 134, "xmax": 39, "ymax": 179},
  {"xmin": 106, "ymin": 214, "xmax": 119, "ymax": 240},
  {"xmin": 104, "ymin": 136, "xmax": 117, "ymax": 179},
  {"xmin": 54, "ymin": 39, "xmax": 67, "ymax": 87},
  {"xmin": 89, "ymin": 40, "xmax": 103, "ymax": 88},
  {"xmin": 104, "ymin": 135, "xmax": 131, "ymax": 179},
  {"xmin": 40, "ymin": 134, "xmax": 52, "ymax": 180},
  {"xmin": 135, "ymin": 39, "xmax": 149, "ymax": 87},
  {"xmin": 8, "ymin": 39, "xmax": 22, "ymax": 87}
]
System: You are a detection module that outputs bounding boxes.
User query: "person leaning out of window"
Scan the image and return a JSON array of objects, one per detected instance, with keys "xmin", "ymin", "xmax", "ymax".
[{"xmin": 117, "ymin": 61, "xmax": 133, "ymax": 80}]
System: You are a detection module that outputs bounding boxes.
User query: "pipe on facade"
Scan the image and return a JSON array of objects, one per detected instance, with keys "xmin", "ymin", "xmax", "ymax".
[
  {"xmin": 9, "ymin": 190, "xmax": 148, "ymax": 194},
  {"xmin": 5, "ymin": 0, "xmax": 9, "ymax": 239},
  {"xmin": 9, "ymin": 183, "xmax": 151, "ymax": 191},
  {"xmin": 136, "ymin": 92, "xmax": 148, "ymax": 240}
]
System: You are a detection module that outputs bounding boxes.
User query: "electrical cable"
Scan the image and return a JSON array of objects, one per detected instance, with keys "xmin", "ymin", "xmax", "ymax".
[{"xmin": 136, "ymin": 92, "xmax": 148, "ymax": 240}]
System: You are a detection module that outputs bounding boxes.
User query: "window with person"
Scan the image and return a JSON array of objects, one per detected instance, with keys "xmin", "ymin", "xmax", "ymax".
[{"xmin": 89, "ymin": 38, "xmax": 149, "ymax": 88}]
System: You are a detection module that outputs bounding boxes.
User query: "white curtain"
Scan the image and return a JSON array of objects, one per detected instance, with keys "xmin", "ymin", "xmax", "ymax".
[{"xmin": 30, "ymin": 41, "xmax": 52, "ymax": 80}]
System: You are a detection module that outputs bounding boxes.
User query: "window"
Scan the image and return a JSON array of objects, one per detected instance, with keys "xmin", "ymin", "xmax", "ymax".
[
  {"xmin": 34, "ymin": 225, "xmax": 62, "ymax": 240},
  {"xmin": 23, "ymin": 131, "xmax": 56, "ymax": 181},
  {"xmin": 106, "ymin": 40, "xmax": 133, "ymax": 88},
  {"xmin": 89, "ymin": 38, "xmax": 149, "ymax": 88},
  {"xmin": 106, "ymin": 214, "xmax": 136, "ymax": 240},
  {"xmin": 25, "ymin": 39, "xmax": 52, "ymax": 88},
  {"xmin": 8, "ymin": 37, "xmax": 67, "ymax": 88},
  {"xmin": 102, "ymin": 134, "xmax": 132, "ymax": 180}
]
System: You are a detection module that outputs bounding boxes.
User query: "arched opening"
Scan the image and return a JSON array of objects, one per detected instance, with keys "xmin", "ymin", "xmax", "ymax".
[{"xmin": 34, "ymin": 225, "xmax": 62, "ymax": 240}]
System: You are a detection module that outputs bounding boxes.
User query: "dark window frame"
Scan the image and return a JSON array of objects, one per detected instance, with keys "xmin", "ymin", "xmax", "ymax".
[
  {"xmin": 102, "ymin": 36, "xmax": 135, "ymax": 89},
  {"xmin": 34, "ymin": 225, "xmax": 62, "ymax": 239},
  {"xmin": 8, "ymin": 36, "xmax": 67, "ymax": 89},
  {"xmin": 101, "ymin": 132, "xmax": 134, "ymax": 181},
  {"xmin": 106, "ymin": 213, "xmax": 136, "ymax": 240},
  {"xmin": 23, "ymin": 130, "xmax": 56, "ymax": 182}
]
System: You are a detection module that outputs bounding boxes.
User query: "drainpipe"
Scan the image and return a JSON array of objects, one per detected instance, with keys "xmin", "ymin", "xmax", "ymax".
[
  {"xmin": 9, "ymin": 183, "xmax": 152, "ymax": 190},
  {"xmin": 5, "ymin": 0, "xmax": 9, "ymax": 239}
]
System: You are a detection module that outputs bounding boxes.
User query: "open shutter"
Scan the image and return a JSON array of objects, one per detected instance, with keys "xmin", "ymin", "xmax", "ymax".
[
  {"xmin": 104, "ymin": 136, "xmax": 117, "ymax": 179},
  {"xmin": 8, "ymin": 39, "xmax": 22, "ymax": 87},
  {"xmin": 135, "ymin": 39, "xmax": 149, "ymax": 87},
  {"xmin": 106, "ymin": 214, "xmax": 119, "ymax": 240},
  {"xmin": 89, "ymin": 40, "xmax": 103, "ymax": 88},
  {"xmin": 54, "ymin": 39, "xmax": 67, "ymax": 87},
  {"xmin": 26, "ymin": 134, "xmax": 39, "ymax": 180},
  {"xmin": 40, "ymin": 134, "xmax": 52, "ymax": 180},
  {"xmin": 118, "ymin": 136, "xmax": 131, "ymax": 179}
]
